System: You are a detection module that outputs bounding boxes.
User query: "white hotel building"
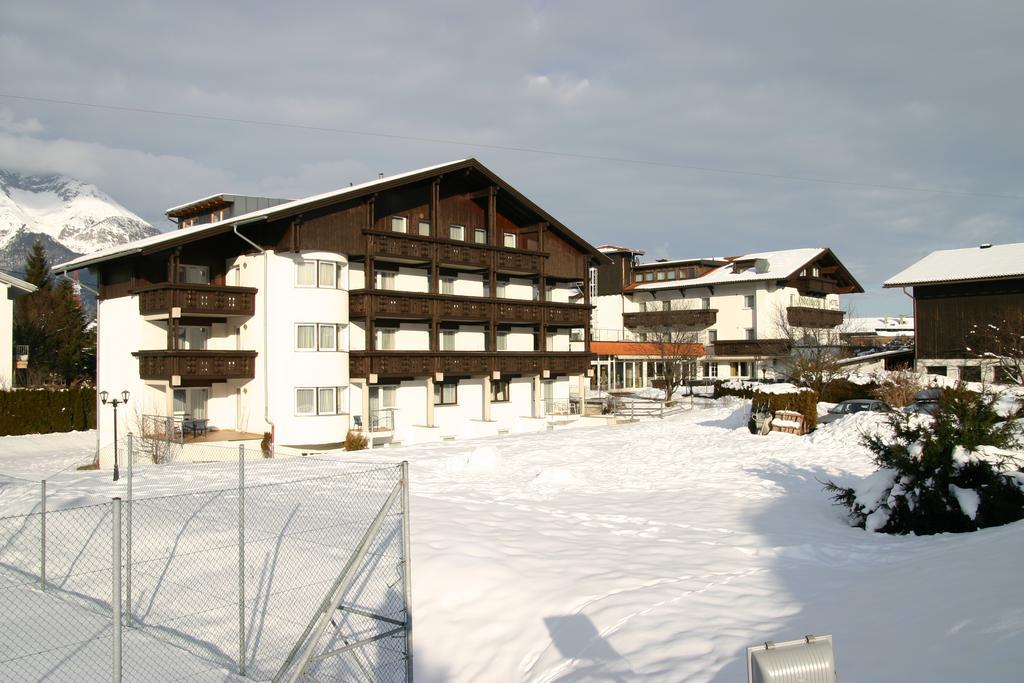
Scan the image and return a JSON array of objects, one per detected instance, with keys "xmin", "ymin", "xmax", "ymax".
[{"xmin": 56, "ymin": 160, "xmax": 604, "ymax": 459}]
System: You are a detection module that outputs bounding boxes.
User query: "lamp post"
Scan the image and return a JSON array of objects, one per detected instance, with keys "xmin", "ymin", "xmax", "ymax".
[{"xmin": 100, "ymin": 390, "xmax": 130, "ymax": 481}]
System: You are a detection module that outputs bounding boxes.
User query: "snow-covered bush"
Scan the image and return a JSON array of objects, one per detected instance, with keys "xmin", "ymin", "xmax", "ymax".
[
  {"xmin": 871, "ymin": 368, "xmax": 922, "ymax": 408},
  {"xmin": 826, "ymin": 386, "xmax": 1023, "ymax": 535}
]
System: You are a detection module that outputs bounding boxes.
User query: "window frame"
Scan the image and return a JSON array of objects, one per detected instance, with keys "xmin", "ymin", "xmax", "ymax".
[
  {"xmin": 449, "ymin": 224, "xmax": 465, "ymax": 241},
  {"xmin": 744, "ymin": 294, "xmax": 755, "ymax": 309},
  {"xmin": 474, "ymin": 227, "xmax": 487, "ymax": 244},
  {"xmin": 390, "ymin": 216, "xmax": 408, "ymax": 234},
  {"xmin": 377, "ymin": 327, "xmax": 397, "ymax": 351},
  {"xmin": 317, "ymin": 387, "xmax": 338, "ymax": 415},
  {"xmin": 503, "ymin": 232, "xmax": 517, "ymax": 248},
  {"xmin": 318, "ymin": 323, "xmax": 338, "ymax": 351},
  {"xmin": 295, "ymin": 388, "xmax": 317, "ymax": 416},
  {"xmin": 434, "ymin": 380, "xmax": 458, "ymax": 406},
  {"xmin": 295, "ymin": 324, "xmax": 317, "ymax": 351},
  {"xmin": 441, "ymin": 276, "xmax": 456, "ymax": 296},
  {"xmin": 417, "ymin": 220, "xmax": 431, "ymax": 236},
  {"xmin": 491, "ymin": 379, "xmax": 511, "ymax": 403}
]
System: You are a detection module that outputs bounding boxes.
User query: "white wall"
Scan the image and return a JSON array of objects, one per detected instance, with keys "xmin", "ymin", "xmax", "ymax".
[
  {"xmin": 501, "ymin": 277, "xmax": 536, "ymax": 301},
  {"xmin": 500, "ymin": 326, "xmax": 535, "ymax": 352}
]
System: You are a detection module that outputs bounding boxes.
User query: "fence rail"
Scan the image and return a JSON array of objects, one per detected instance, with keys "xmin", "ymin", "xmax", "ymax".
[{"xmin": 0, "ymin": 439, "xmax": 412, "ymax": 682}]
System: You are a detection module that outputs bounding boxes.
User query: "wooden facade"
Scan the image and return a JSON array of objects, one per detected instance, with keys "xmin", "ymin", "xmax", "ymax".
[{"xmin": 913, "ymin": 279, "xmax": 1024, "ymax": 358}]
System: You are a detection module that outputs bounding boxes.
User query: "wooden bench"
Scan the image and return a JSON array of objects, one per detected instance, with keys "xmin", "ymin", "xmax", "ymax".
[{"xmin": 770, "ymin": 410, "xmax": 806, "ymax": 435}]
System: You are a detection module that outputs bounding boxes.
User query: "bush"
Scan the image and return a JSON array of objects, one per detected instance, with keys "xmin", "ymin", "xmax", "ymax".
[
  {"xmin": 0, "ymin": 387, "xmax": 96, "ymax": 436},
  {"xmin": 871, "ymin": 368, "xmax": 922, "ymax": 408},
  {"xmin": 344, "ymin": 430, "xmax": 369, "ymax": 451},
  {"xmin": 260, "ymin": 432, "xmax": 273, "ymax": 458},
  {"xmin": 826, "ymin": 386, "xmax": 1024, "ymax": 535}
]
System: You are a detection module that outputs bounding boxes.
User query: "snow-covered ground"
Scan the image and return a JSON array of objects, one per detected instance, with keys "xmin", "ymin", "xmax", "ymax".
[{"xmin": 1, "ymin": 400, "xmax": 1021, "ymax": 681}]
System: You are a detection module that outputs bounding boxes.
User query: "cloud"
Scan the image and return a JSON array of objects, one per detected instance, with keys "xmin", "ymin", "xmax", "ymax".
[
  {"xmin": 0, "ymin": 108, "xmax": 44, "ymax": 134},
  {"xmin": 526, "ymin": 74, "xmax": 593, "ymax": 103}
]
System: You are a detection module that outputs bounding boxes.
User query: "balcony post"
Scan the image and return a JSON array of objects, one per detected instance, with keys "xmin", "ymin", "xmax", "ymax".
[
  {"xmin": 482, "ymin": 375, "xmax": 492, "ymax": 421},
  {"xmin": 532, "ymin": 374, "xmax": 542, "ymax": 418},
  {"xmin": 425, "ymin": 376, "xmax": 435, "ymax": 428}
]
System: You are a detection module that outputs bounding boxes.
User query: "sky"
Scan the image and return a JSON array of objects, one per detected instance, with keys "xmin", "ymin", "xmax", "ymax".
[{"xmin": 2, "ymin": 1, "xmax": 1022, "ymax": 315}]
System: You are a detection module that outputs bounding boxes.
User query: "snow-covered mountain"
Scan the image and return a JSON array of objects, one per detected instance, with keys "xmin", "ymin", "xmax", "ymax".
[{"xmin": 0, "ymin": 170, "xmax": 157, "ymax": 273}]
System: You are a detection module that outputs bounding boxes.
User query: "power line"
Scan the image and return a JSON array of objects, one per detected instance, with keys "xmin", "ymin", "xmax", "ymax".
[{"xmin": 2, "ymin": 91, "xmax": 1022, "ymax": 201}]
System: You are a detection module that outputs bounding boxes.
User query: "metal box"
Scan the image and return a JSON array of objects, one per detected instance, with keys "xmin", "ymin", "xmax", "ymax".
[{"xmin": 747, "ymin": 635, "xmax": 836, "ymax": 683}]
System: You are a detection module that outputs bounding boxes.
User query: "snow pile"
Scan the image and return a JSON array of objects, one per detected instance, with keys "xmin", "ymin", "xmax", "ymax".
[{"xmin": 753, "ymin": 382, "xmax": 811, "ymax": 395}]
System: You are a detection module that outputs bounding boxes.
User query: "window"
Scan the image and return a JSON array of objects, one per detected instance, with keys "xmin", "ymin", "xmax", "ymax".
[
  {"xmin": 703, "ymin": 362, "xmax": 718, "ymax": 378},
  {"xmin": 297, "ymin": 260, "xmax": 343, "ymax": 288},
  {"xmin": 474, "ymin": 228, "xmax": 487, "ymax": 244},
  {"xmin": 177, "ymin": 325, "xmax": 209, "ymax": 350},
  {"xmin": 418, "ymin": 220, "xmax": 431, "ymax": 236},
  {"xmin": 390, "ymin": 216, "xmax": 407, "ymax": 233},
  {"xmin": 318, "ymin": 387, "xmax": 337, "ymax": 415},
  {"xmin": 449, "ymin": 224, "xmax": 465, "ymax": 241},
  {"xmin": 496, "ymin": 280, "xmax": 507, "ymax": 298},
  {"xmin": 491, "ymin": 379, "xmax": 510, "ymax": 402},
  {"xmin": 812, "ymin": 266, "xmax": 821, "ymax": 277},
  {"xmin": 434, "ymin": 381, "xmax": 458, "ymax": 405},
  {"xmin": 656, "ymin": 271, "xmax": 667, "ymax": 281},
  {"xmin": 730, "ymin": 362, "xmax": 749, "ymax": 377},
  {"xmin": 177, "ymin": 264, "xmax": 210, "ymax": 284},
  {"xmin": 319, "ymin": 324, "xmax": 338, "ymax": 351},
  {"xmin": 926, "ymin": 365, "xmax": 947, "ymax": 377},
  {"xmin": 588, "ymin": 267, "xmax": 598, "ymax": 298},
  {"xmin": 960, "ymin": 365, "xmax": 982, "ymax": 382},
  {"xmin": 295, "ymin": 388, "xmax": 316, "ymax": 415},
  {"xmin": 376, "ymin": 270, "xmax": 396, "ymax": 290},
  {"xmin": 744, "ymin": 295, "xmax": 755, "ymax": 309},
  {"xmin": 318, "ymin": 261, "xmax": 337, "ymax": 288},
  {"xmin": 503, "ymin": 232, "xmax": 517, "ymax": 248},
  {"xmin": 441, "ymin": 329, "xmax": 456, "ymax": 351},
  {"xmin": 745, "ymin": 328, "xmax": 755, "ymax": 340},
  {"xmin": 708, "ymin": 330, "xmax": 717, "ymax": 343},
  {"xmin": 496, "ymin": 330, "xmax": 509, "ymax": 351},
  {"xmin": 644, "ymin": 272, "xmax": 654, "ymax": 282},
  {"xmin": 441, "ymin": 276, "xmax": 455, "ymax": 295},
  {"xmin": 701, "ymin": 297, "xmax": 711, "ymax": 310},
  {"xmin": 634, "ymin": 273, "xmax": 643, "ymax": 282},
  {"xmin": 378, "ymin": 327, "xmax": 396, "ymax": 350},
  {"xmin": 296, "ymin": 262, "xmax": 317, "ymax": 287},
  {"xmin": 296, "ymin": 324, "xmax": 316, "ymax": 350}
]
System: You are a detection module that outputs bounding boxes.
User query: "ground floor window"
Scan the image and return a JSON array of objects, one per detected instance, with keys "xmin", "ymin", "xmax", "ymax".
[
  {"xmin": 434, "ymin": 381, "xmax": 458, "ymax": 405},
  {"xmin": 703, "ymin": 362, "xmax": 718, "ymax": 378},
  {"xmin": 960, "ymin": 365, "xmax": 982, "ymax": 382},
  {"xmin": 730, "ymin": 361, "xmax": 749, "ymax": 377},
  {"xmin": 491, "ymin": 379, "xmax": 511, "ymax": 402},
  {"xmin": 926, "ymin": 365, "xmax": 947, "ymax": 376},
  {"xmin": 173, "ymin": 387, "xmax": 209, "ymax": 419},
  {"xmin": 296, "ymin": 387, "xmax": 343, "ymax": 415}
]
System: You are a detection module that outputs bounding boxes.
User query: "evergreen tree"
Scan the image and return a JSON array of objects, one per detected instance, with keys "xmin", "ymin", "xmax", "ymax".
[{"xmin": 13, "ymin": 241, "xmax": 93, "ymax": 385}]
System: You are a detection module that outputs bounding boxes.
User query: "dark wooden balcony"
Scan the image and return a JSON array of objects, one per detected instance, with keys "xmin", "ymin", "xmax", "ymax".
[
  {"xmin": 349, "ymin": 290, "xmax": 590, "ymax": 326},
  {"xmin": 792, "ymin": 276, "xmax": 839, "ymax": 295},
  {"xmin": 133, "ymin": 350, "xmax": 258, "ymax": 382},
  {"xmin": 786, "ymin": 306, "xmax": 845, "ymax": 328},
  {"xmin": 623, "ymin": 309, "xmax": 718, "ymax": 329},
  {"xmin": 371, "ymin": 233, "xmax": 434, "ymax": 262},
  {"xmin": 438, "ymin": 243, "xmax": 491, "ymax": 268},
  {"xmin": 349, "ymin": 351, "xmax": 591, "ymax": 379},
  {"xmin": 708, "ymin": 339, "xmax": 790, "ymax": 357},
  {"xmin": 496, "ymin": 251, "xmax": 542, "ymax": 273},
  {"xmin": 135, "ymin": 284, "xmax": 257, "ymax": 318}
]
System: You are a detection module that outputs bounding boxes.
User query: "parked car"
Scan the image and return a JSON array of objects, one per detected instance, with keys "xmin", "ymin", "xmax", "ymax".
[
  {"xmin": 819, "ymin": 399, "xmax": 894, "ymax": 424},
  {"xmin": 903, "ymin": 388, "xmax": 942, "ymax": 416}
]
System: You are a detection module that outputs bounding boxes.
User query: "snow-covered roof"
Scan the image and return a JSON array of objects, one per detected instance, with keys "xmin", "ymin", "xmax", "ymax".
[
  {"xmin": 884, "ymin": 242, "xmax": 1024, "ymax": 288},
  {"xmin": 631, "ymin": 248, "xmax": 827, "ymax": 291},
  {"xmin": 845, "ymin": 316, "xmax": 915, "ymax": 335},
  {"xmin": 164, "ymin": 192, "xmax": 234, "ymax": 214},
  {"xmin": 597, "ymin": 244, "xmax": 644, "ymax": 255},
  {"xmin": 0, "ymin": 270, "xmax": 36, "ymax": 293},
  {"xmin": 56, "ymin": 158, "xmax": 607, "ymax": 272},
  {"xmin": 634, "ymin": 257, "xmax": 727, "ymax": 269}
]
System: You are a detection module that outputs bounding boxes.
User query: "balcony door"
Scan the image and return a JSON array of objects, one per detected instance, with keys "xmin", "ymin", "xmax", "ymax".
[
  {"xmin": 178, "ymin": 264, "xmax": 210, "ymax": 284},
  {"xmin": 173, "ymin": 387, "xmax": 209, "ymax": 420},
  {"xmin": 177, "ymin": 325, "xmax": 209, "ymax": 350}
]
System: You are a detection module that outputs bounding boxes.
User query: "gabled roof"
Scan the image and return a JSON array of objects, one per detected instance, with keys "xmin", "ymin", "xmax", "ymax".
[
  {"xmin": 883, "ymin": 242, "xmax": 1024, "ymax": 288},
  {"xmin": 598, "ymin": 244, "xmax": 644, "ymax": 255},
  {"xmin": 56, "ymin": 159, "xmax": 607, "ymax": 272},
  {"xmin": 0, "ymin": 271, "xmax": 37, "ymax": 294},
  {"xmin": 628, "ymin": 247, "xmax": 863, "ymax": 293}
]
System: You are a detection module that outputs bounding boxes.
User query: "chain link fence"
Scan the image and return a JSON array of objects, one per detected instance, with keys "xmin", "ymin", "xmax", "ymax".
[{"xmin": 0, "ymin": 440, "xmax": 412, "ymax": 682}]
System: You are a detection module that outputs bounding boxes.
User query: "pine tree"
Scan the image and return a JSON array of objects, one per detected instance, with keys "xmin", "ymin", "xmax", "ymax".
[{"xmin": 24, "ymin": 239, "xmax": 53, "ymax": 290}]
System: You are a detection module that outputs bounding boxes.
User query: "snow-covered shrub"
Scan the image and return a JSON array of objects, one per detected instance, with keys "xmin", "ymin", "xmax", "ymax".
[
  {"xmin": 344, "ymin": 430, "xmax": 368, "ymax": 451},
  {"xmin": 820, "ymin": 378, "xmax": 879, "ymax": 404},
  {"xmin": 826, "ymin": 386, "xmax": 1023, "ymax": 534},
  {"xmin": 871, "ymin": 367, "xmax": 922, "ymax": 407},
  {"xmin": 748, "ymin": 385, "xmax": 819, "ymax": 432}
]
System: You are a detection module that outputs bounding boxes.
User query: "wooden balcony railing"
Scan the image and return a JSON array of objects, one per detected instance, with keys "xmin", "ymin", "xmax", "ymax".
[
  {"xmin": 792, "ymin": 276, "xmax": 839, "ymax": 295},
  {"xmin": 707, "ymin": 339, "xmax": 790, "ymax": 357},
  {"xmin": 133, "ymin": 350, "xmax": 258, "ymax": 382},
  {"xmin": 623, "ymin": 309, "xmax": 717, "ymax": 329},
  {"xmin": 349, "ymin": 351, "xmax": 592, "ymax": 379},
  {"xmin": 363, "ymin": 229, "xmax": 564, "ymax": 275},
  {"xmin": 371, "ymin": 234, "xmax": 434, "ymax": 261},
  {"xmin": 438, "ymin": 243, "xmax": 492, "ymax": 268},
  {"xmin": 135, "ymin": 283, "xmax": 258, "ymax": 318},
  {"xmin": 786, "ymin": 306, "xmax": 845, "ymax": 328},
  {"xmin": 495, "ymin": 251, "xmax": 542, "ymax": 273},
  {"xmin": 349, "ymin": 290, "xmax": 589, "ymax": 326}
]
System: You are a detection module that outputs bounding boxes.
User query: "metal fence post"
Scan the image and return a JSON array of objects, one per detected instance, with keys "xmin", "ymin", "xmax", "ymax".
[
  {"xmin": 401, "ymin": 461, "xmax": 414, "ymax": 683},
  {"xmin": 125, "ymin": 434, "xmax": 133, "ymax": 626},
  {"xmin": 39, "ymin": 480, "xmax": 46, "ymax": 591},
  {"xmin": 112, "ymin": 497, "xmax": 122, "ymax": 683},
  {"xmin": 238, "ymin": 443, "xmax": 246, "ymax": 676}
]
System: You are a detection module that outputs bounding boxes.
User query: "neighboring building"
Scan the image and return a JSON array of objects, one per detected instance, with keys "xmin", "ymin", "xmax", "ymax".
[
  {"xmin": 56, "ymin": 159, "xmax": 606, "ymax": 459},
  {"xmin": 589, "ymin": 247, "xmax": 863, "ymax": 389},
  {"xmin": 0, "ymin": 270, "xmax": 36, "ymax": 388},
  {"xmin": 884, "ymin": 242, "xmax": 1024, "ymax": 383},
  {"xmin": 843, "ymin": 315, "xmax": 915, "ymax": 349}
]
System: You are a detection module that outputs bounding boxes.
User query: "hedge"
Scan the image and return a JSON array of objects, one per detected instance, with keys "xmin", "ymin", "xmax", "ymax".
[
  {"xmin": 0, "ymin": 388, "xmax": 96, "ymax": 436},
  {"xmin": 712, "ymin": 382, "xmax": 819, "ymax": 431}
]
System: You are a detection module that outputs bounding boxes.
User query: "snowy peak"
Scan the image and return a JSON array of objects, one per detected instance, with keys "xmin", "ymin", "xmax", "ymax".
[{"xmin": 0, "ymin": 169, "xmax": 157, "ymax": 263}]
